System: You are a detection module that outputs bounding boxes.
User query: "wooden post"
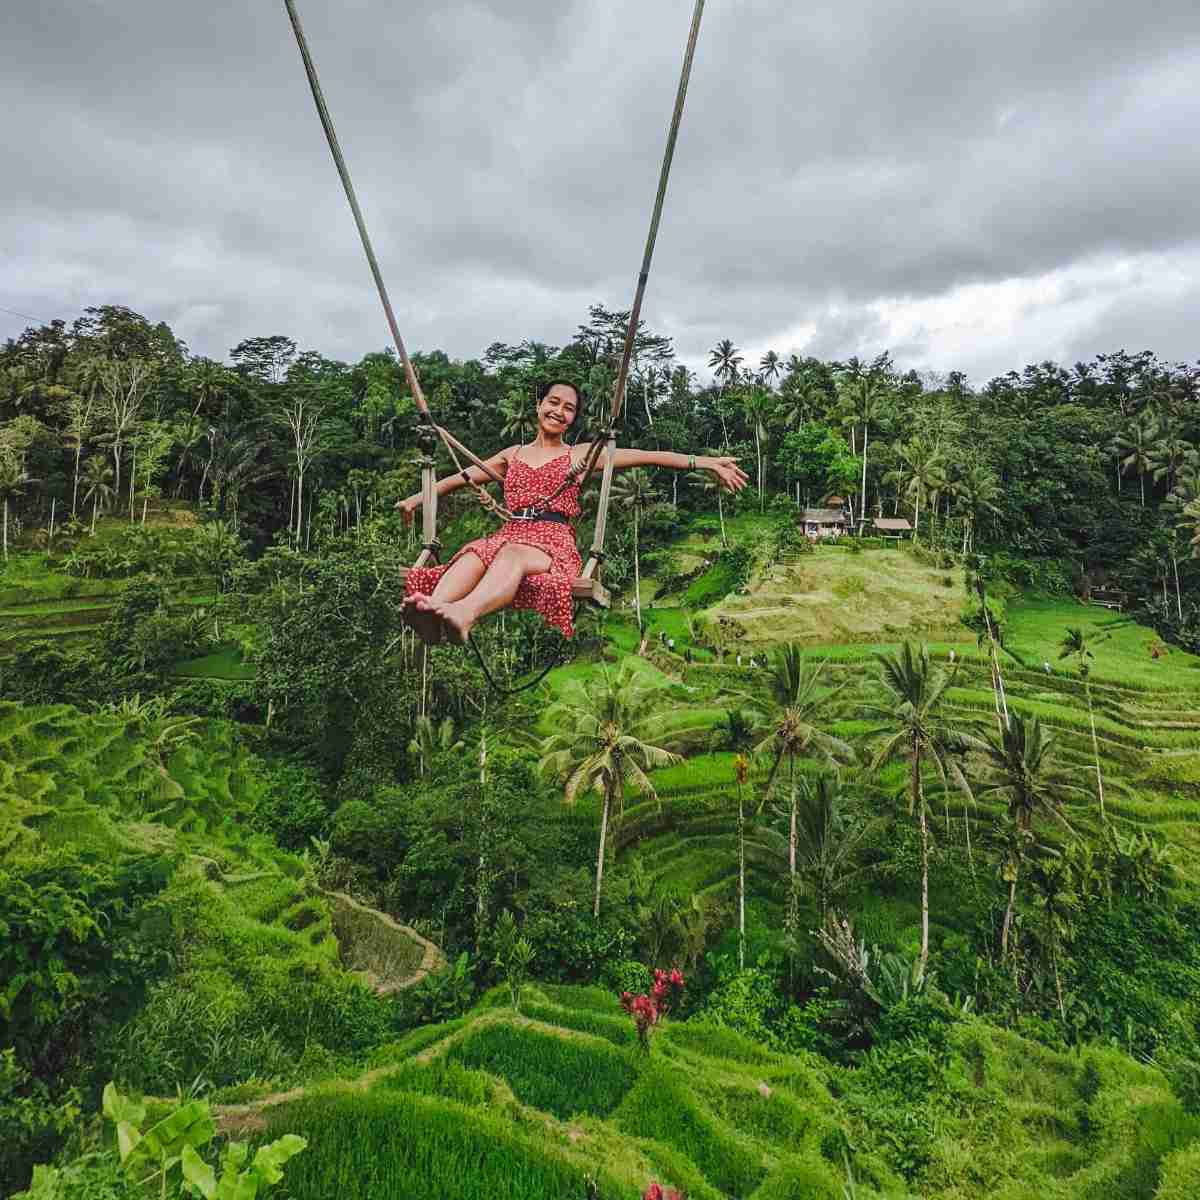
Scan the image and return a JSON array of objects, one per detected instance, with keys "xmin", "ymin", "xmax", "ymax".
[
  {"xmin": 581, "ymin": 432, "xmax": 618, "ymax": 579},
  {"xmin": 414, "ymin": 425, "xmax": 440, "ymax": 569}
]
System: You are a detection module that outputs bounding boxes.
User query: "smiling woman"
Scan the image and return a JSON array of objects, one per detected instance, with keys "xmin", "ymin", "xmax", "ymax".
[{"xmin": 397, "ymin": 380, "xmax": 746, "ymax": 645}]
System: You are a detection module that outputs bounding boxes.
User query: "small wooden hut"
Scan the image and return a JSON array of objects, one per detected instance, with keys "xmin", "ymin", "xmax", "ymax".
[{"xmin": 872, "ymin": 517, "xmax": 912, "ymax": 540}]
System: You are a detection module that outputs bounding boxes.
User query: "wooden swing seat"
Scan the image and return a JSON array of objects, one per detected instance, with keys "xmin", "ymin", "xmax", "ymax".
[{"xmin": 396, "ymin": 566, "xmax": 610, "ymax": 609}]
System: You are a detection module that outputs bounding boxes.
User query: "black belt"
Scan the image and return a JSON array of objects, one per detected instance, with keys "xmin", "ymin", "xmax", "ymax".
[{"xmin": 509, "ymin": 508, "xmax": 570, "ymax": 525}]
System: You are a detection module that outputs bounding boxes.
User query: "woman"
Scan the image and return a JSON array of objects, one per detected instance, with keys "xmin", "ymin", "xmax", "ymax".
[{"xmin": 397, "ymin": 380, "xmax": 747, "ymax": 645}]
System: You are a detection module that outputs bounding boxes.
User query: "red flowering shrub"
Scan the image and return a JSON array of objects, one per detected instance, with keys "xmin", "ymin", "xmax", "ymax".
[
  {"xmin": 620, "ymin": 969, "xmax": 685, "ymax": 1052},
  {"xmin": 642, "ymin": 1182, "xmax": 684, "ymax": 1200}
]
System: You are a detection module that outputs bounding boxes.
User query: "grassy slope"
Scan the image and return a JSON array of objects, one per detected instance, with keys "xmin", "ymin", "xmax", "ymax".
[{"xmin": 258, "ymin": 984, "xmax": 1193, "ymax": 1200}]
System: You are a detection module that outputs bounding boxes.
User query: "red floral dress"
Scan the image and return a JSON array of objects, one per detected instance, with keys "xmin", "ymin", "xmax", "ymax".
[{"xmin": 404, "ymin": 450, "xmax": 583, "ymax": 637}]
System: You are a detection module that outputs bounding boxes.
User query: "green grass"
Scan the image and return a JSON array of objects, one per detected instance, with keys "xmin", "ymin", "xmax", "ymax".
[
  {"xmin": 170, "ymin": 644, "xmax": 255, "ymax": 680},
  {"xmin": 263, "ymin": 1090, "xmax": 631, "ymax": 1200},
  {"xmin": 447, "ymin": 1021, "xmax": 637, "ymax": 1119}
]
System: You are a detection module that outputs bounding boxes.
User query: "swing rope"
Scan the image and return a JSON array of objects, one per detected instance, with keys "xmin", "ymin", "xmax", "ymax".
[
  {"xmin": 282, "ymin": 0, "xmax": 707, "ymax": 690},
  {"xmin": 282, "ymin": 0, "xmax": 707, "ymax": 538}
]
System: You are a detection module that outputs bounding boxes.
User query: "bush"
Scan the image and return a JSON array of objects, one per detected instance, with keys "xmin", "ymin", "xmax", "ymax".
[
  {"xmin": 602, "ymin": 960, "xmax": 653, "ymax": 996},
  {"xmin": 1156, "ymin": 1145, "xmax": 1200, "ymax": 1200},
  {"xmin": 1, "ymin": 1050, "xmax": 82, "ymax": 1197},
  {"xmin": 251, "ymin": 759, "xmax": 331, "ymax": 851}
]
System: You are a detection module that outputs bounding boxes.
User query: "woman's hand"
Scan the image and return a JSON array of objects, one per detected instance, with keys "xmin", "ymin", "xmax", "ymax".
[
  {"xmin": 395, "ymin": 494, "xmax": 421, "ymax": 524},
  {"xmin": 706, "ymin": 456, "xmax": 749, "ymax": 493}
]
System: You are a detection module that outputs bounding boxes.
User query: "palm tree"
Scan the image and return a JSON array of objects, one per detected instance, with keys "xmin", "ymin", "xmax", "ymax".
[
  {"xmin": 742, "ymin": 386, "xmax": 774, "ymax": 509},
  {"xmin": 966, "ymin": 713, "xmax": 1085, "ymax": 958},
  {"xmin": 203, "ymin": 424, "xmax": 275, "ymax": 521},
  {"xmin": 765, "ymin": 774, "xmax": 876, "ymax": 921},
  {"xmin": 953, "ymin": 459, "xmax": 1003, "ymax": 554},
  {"xmin": 81, "ymin": 455, "xmax": 115, "ymax": 535},
  {"xmin": 689, "ymin": 449, "xmax": 730, "ymax": 545},
  {"xmin": 539, "ymin": 663, "xmax": 681, "ymax": 917},
  {"xmin": 750, "ymin": 646, "xmax": 854, "ymax": 932},
  {"xmin": 708, "ymin": 339, "xmax": 743, "ymax": 392},
  {"xmin": 836, "ymin": 374, "xmax": 888, "ymax": 529},
  {"xmin": 864, "ymin": 642, "xmax": 972, "ymax": 972},
  {"xmin": 1112, "ymin": 414, "xmax": 1154, "ymax": 506},
  {"xmin": 1058, "ymin": 627, "xmax": 1107, "ymax": 821},
  {"xmin": 1027, "ymin": 853, "xmax": 1078, "ymax": 1019},
  {"xmin": 610, "ymin": 468, "xmax": 660, "ymax": 630},
  {"xmin": 733, "ymin": 753, "xmax": 750, "ymax": 970},
  {"xmin": 759, "ymin": 350, "xmax": 782, "ymax": 389},
  {"xmin": 1148, "ymin": 421, "xmax": 1194, "ymax": 495},
  {"xmin": 708, "ymin": 340, "xmax": 743, "ymax": 446},
  {"xmin": 0, "ymin": 451, "xmax": 35, "ymax": 562},
  {"xmin": 407, "ymin": 715, "xmax": 465, "ymax": 778},
  {"xmin": 498, "ymin": 390, "xmax": 533, "ymax": 444},
  {"xmin": 884, "ymin": 437, "xmax": 945, "ymax": 543}
]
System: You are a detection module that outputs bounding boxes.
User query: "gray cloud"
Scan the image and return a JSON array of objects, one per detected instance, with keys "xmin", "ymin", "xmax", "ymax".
[{"xmin": 5, "ymin": 0, "xmax": 1200, "ymax": 385}]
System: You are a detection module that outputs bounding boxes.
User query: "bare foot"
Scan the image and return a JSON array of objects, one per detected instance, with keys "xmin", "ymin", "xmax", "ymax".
[
  {"xmin": 405, "ymin": 595, "xmax": 444, "ymax": 646},
  {"xmin": 430, "ymin": 600, "xmax": 474, "ymax": 646}
]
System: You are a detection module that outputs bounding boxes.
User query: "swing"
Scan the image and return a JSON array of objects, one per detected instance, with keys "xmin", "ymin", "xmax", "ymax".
[{"xmin": 282, "ymin": 0, "xmax": 706, "ymax": 624}]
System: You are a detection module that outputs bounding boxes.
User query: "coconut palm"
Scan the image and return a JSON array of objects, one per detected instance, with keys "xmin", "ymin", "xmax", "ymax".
[
  {"xmin": 750, "ymin": 646, "xmax": 854, "ymax": 932},
  {"xmin": 733, "ymin": 753, "xmax": 750, "ymax": 969},
  {"xmin": 741, "ymin": 385, "xmax": 775, "ymax": 509},
  {"xmin": 759, "ymin": 350, "xmax": 783, "ymax": 389},
  {"xmin": 965, "ymin": 713, "xmax": 1086, "ymax": 958},
  {"xmin": 1111, "ymin": 414, "xmax": 1155, "ymax": 506},
  {"xmin": 708, "ymin": 339, "xmax": 743, "ymax": 392},
  {"xmin": 953, "ymin": 459, "xmax": 1003, "ymax": 554},
  {"xmin": 1027, "ymin": 853, "xmax": 1079, "ymax": 1019},
  {"xmin": 884, "ymin": 437, "xmax": 945, "ymax": 542},
  {"xmin": 498, "ymin": 390, "xmax": 533, "ymax": 443},
  {"xmin": 864, "ymin": 642, "xmax": 972, "ymax": 972},
  {"xmin": 775, "ymin": 774, "xmax": 876, "ymax": 921},
  {"xmin": 688, "ymin": 451, "xmax": 731, "ymax": 546},
  {"xmin": 81, "ymin": 455, "xmax": 115, "ymax": 535},
  {"xmin": 1148, "ymin": 422, "xmax": 1195, "ymax": 495},
  {"xmin": 610, "ymin": 468, "xmax": 662, "ymax": 630},
  {"xmin": 539, "ymin": 663, "xmax": 681, "ymax": 917},
  {"xmin": 0, "ymin": 451, "xmax": 36, "ymax": 562},
  {"xmin": 836, "ymin": 373, "xmax": 888, "ymax": 528},
  {"xmin": 408, "ymin": 715, "xmax": 465, "ymax": 779},
  {"xmin": 1058, "ymin": 627, "xmax": 1107, "ymax": 821}
]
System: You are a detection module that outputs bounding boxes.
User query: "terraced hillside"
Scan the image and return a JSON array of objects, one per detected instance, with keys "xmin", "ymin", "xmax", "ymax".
[
  {"xmin": 603, "ymin": 600, "xmax": 1200, "ymax": 956},
  {"xmin": 239, "ymin": 983, "xmax": 1192, "ymax": 1200},
  {"xmin": 0, "ymin": 701, "xmax": 431, "ymax": 1095}
]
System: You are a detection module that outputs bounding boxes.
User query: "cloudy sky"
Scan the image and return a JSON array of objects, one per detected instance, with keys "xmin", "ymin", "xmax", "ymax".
[{"xmin": 4, "ymin": 0, "xmax": 1200, "ymax": 387}]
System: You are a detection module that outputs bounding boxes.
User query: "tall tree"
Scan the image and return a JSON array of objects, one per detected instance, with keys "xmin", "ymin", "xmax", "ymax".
[
  {"xmin": 759, "ymin": 350, "xmax": 782, "ymax": 389},
  {"xmin": 836, "ymin": 373, "xmax": 888, "ymax": 528},
  {"xmin": 610, "ymin": 468, "xmax": 660, "ymax": 630},
  {"xmin": 1112, "ymin": 414, "xmax": 1154, "ymax": 506},
  {"xmin": 81, "ymin": 455, "xmax": 115, "ymax": 535},
  {"xmin": 1058, "ymin": 627, "xmax": 1106, "ymax": 820},
  {"xmin": 865, "ymin": 643, "xmax": 971, "ymax": 972},
  {"xmin": 98, "ymin": 357, "xmax": 154, "ymax": 500},
  {"xmin": 741, "ymin": 385, "xmax": 774, "ymax": 509},
  {"xmin": 966, "ymin": 714, "xmax": 1084, "ymax": 958},
  {"xmin": 539, "ymin": 663, "xmax": 681, "ymax": 917},
  {"xmin": 751, "ymin": 647, "xmax": 853, "ymax": 937}
]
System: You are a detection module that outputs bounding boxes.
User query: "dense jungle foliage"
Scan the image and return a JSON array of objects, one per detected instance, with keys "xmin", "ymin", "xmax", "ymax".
[{"xmin": 3, "ymin": 303, "xmax": 1200, "ymax": 1199}]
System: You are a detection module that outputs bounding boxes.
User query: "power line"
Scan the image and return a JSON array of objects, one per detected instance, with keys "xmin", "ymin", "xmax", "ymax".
[{"xmin": 0, "ymin": 303, "xmax": 57, "ymax": 326}]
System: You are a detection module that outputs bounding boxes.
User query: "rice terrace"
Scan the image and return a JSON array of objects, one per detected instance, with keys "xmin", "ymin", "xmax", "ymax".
[{"xmin": 5, "ymin": 1, "xmax": 1200, "ymax": 1199}]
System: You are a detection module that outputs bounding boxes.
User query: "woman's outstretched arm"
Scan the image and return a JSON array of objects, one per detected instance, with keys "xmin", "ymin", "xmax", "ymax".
[
  {"xmin": 395, "ymin": 445, "xmax": 516, "ymax": 521},
  {"xmin": 606, "ymin": 447, "xmax": 748, "ymax": 492}
]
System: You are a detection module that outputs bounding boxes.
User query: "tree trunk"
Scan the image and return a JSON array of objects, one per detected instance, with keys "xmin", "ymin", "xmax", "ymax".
[
  {"xmin": 91, "ymin": 494, "xmax": 99, "ymax": 535},
  {"xmin": 1173, "ymin": 554, "xmax": 1182, "ymax": 620},
  {"xmin": 1000, "ymin": 875, "xmax": 1017, "ymax": 957},
  {"xmin": 1086, "ymin": 679, "xmax": 1105, "ymax": 821},
  {"xmin": 2, "ymin": 497, "xmax": 7, "ymax": 562},
  {"xmin": 860, "ymin": 423, "xmax": 869, "ymax": 530},
  {"xmin": 49, "ymin": 497, "xmax": 56, "ymax": 544},
  {"xmin": 71, "ymin": 442, "xmax": 82, "ymax": 517},
  {"xmin": 593, "ymin": 791, "xmax": 611, "ymax": 918},
  {"xmin": 718, "ymin": 492, "xmax": 727, "ymax": 547},
  {"xmin": 755, "ymin": 422, "xmax": 763, "ymax": 512},
  {"xmin": 913, "ymin": 737, "xmax": 930, "ymax": 972},
  {"xmin": 737, "ymin": 786, "xmax": 746, "ymax": 971},
  {"xmin": 633, "ymin": 507, "xmax": 642, "ymax": 630},
  {"xmin": 128, "ymin": 442, "xmax": 136, "ymax": 521}
]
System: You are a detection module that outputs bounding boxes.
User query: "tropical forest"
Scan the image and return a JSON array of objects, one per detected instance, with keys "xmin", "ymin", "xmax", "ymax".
[{"xmin": 4, "ymin": 301, "xmax": 1200, "ymax": 1200}]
